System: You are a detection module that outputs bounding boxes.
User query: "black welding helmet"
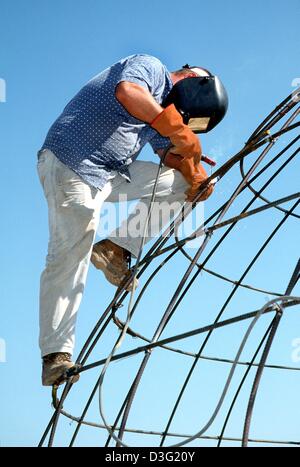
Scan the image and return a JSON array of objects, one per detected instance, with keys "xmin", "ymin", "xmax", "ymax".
[{"xmin": 163, "ymin": 65, "xmax": 228, "ymax": 133}]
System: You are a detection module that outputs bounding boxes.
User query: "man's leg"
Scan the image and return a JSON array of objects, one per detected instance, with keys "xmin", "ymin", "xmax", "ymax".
[
  {"xmin": 106, "ymin": 160, "xmax": 190, "ymax": 258},
  {"xmin": 37, "ymin": 150, "xmax": 110, "ymax": 369}
]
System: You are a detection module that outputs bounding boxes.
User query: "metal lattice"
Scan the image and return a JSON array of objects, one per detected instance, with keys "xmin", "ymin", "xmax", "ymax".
[{"xmin": 39, "ymin": 88, "xmax": 300, "ymax": 447}]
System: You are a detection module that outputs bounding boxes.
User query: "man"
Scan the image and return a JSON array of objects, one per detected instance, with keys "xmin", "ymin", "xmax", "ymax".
[{"xmin": 37, "ymin": 54, "xmax": 228, "ymax": 386}]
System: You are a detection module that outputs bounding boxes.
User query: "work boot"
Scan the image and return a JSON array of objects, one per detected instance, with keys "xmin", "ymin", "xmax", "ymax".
[
  {"xmin": 42, "ymin": 352, "xmax": 80, "ymax": 386},
  {"xmin": 90, "ymin": 239, "xmax": 138, "ymax": 291}
]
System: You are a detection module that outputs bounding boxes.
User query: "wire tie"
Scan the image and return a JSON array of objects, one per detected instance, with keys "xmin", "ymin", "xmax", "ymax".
[
  {"xmin": 272, "ymin": 303, "xmax": 283, "ymax": 316},
  {"xmin": 205, "ymin": 228, "xmax": 213, "ymax": 239}
]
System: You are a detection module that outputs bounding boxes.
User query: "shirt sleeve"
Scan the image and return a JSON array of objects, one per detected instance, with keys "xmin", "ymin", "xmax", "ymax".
[
  {"xmin": 117, "ymin": 54, "xmax": 167, "ymax": 96},
  {"xmin": 149, "ymin": 132, "xmax": 171, "ymax": 152}
]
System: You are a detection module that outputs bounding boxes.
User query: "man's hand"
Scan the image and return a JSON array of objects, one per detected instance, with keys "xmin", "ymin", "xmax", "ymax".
[
  {"xmin": 163, "ymin": 151, "xmax": 214, "ymax": 202},
  {"xmin": 150, "ymin": 104, "xmax": 201, "ymax": 160}
]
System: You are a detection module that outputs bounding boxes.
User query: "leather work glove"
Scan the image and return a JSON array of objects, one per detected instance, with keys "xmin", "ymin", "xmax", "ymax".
[
  {"xmin": 164, "ymin": 152, "xmax": 214, "ymax": 202},
  {"xmin": 151, "ymin": 104, "xmax": 201, "ymax": 160}
]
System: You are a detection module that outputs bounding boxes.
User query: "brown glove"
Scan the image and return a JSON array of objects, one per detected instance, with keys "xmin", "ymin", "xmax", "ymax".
[
  {"xmin": 151, "ymin": 104, "xmax": 201, "ymax": 160},
  {"xmin": 164, "ymin": 152, "xmax": 214, "ymax": 202}
]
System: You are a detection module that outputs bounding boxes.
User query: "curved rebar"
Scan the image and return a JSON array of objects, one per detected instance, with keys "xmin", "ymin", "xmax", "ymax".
[{"xmin": 38, "ymin": 89, "xmax": 300, "ymax": 448}]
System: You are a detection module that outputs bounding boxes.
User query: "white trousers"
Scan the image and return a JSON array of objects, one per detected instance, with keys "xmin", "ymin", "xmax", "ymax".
[{"xmin": 37, "ymin": 149, "xmax": 189, "ymax": 357}]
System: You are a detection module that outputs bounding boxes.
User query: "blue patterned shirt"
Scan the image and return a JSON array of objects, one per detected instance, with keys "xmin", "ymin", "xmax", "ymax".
[{"xmin": 40, "ymin": 54, "xmax": 172, "ymax": 190}]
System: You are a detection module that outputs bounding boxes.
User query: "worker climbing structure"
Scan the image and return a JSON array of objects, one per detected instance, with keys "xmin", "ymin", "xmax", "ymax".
[{"xmin": 39, "ymin": 87, "xmax": 300, "ymax": 447}]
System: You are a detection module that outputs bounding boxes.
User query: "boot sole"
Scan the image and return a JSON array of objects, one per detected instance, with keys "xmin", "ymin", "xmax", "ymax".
[
  {"xmin": 91, "ymin": 250, "xmax": 138, "ymax": 291},
  {"xmin": 42, "ymin": 364, "xmax": 80, "ymax": 386}
]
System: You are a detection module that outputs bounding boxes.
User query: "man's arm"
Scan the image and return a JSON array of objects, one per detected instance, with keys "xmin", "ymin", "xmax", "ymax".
[
  {"xmin": 116, "ymin": 81, "xmax": 201, "ymax": 162},
  {"xmin": 116, "ymin": 82, "xmax": 213, "ymax": 202},
  {"xmin": 115, "ymin": 81, "xmax": 162, "ymax": 122}
]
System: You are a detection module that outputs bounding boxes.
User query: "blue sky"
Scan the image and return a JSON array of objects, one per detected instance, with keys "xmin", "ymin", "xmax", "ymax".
[{"xmin": 0, "ymin": 0, "xmax": 299, "ymax": 447}]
